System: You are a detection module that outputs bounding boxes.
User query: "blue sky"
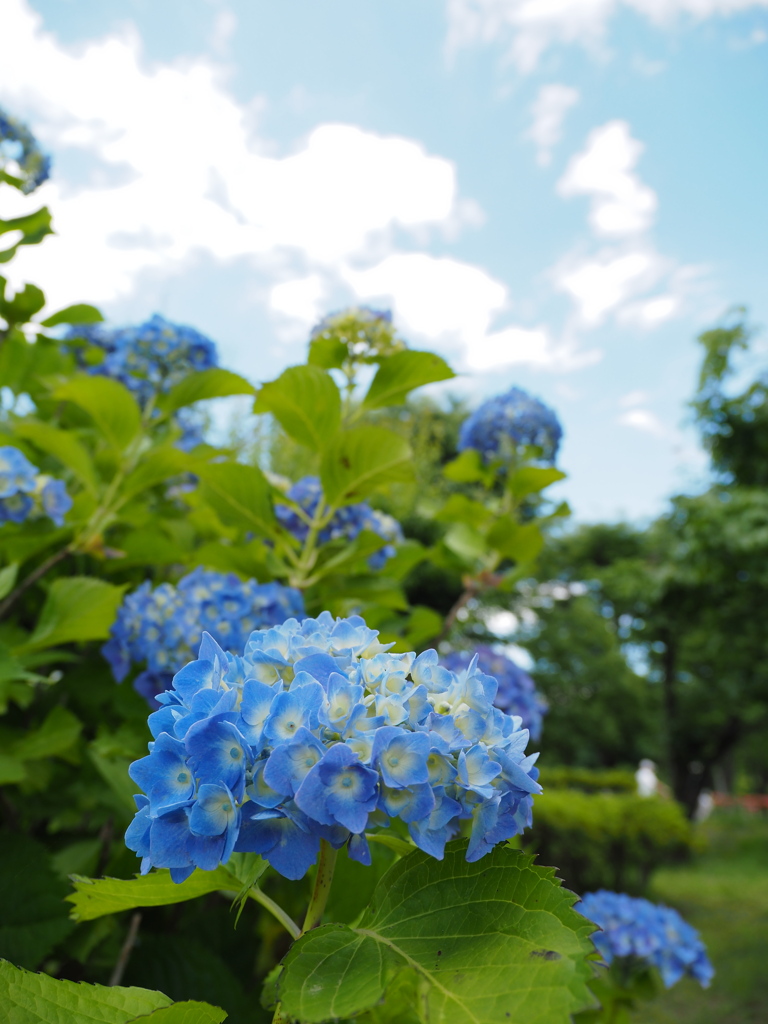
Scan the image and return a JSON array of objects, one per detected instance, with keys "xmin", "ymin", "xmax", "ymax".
[{"xmin": 2, "ymin": 0, "xmax": 767, "ymax": 521}]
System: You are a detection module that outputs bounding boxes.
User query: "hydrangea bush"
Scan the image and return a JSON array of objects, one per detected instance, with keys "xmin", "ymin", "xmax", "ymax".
[
  {"xmin": 1, "ymin": 111, "xmax": 611, "ymax": 1024},
  {"xmin": 458, "ymin": 385, "xmax": 563, "ymax": 465},
  {"xmin": 126, "ymin": 612, "xmax": 541, "ymax": 881},
  {"xmin": 578, "ymin": 890, "xmax": 713, "ymax": 989},
  {"xmin": 0, "ymin": 445, "xmax": 72, "ymax": 527},
  {"xmin": 443, "ymin": 644, "xmax": 547, "ymax": 741},
  {"xmin": 276, "ymin": 475, "xmax": 403, "ymax": 569},
  {"xmin": 102, "ymin": 568, "xmax": 305, "ymax": 702}
]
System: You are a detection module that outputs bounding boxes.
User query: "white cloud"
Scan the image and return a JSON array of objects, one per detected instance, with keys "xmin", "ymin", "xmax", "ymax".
[
  {"xmin": 446, "ymin": 0, "xmax": 768, "ymax": 71},
  {"xmin": 617, "ymin": 408, "xmax": 668, "ymax": 436},
  {"xmin": 619, "ymin": 388, "xmax": 650, "ymax": 407},
  {"xmin": 557, "ymin": 121, "xmax": 657, "ymax": 236},
  {"xmin": 527, "ymin": 84, "xmax": 580, "ymax": 167},
  {"xmin": 556, "ymin": 248, "xmax": 662, "ymax": 325},
  {"xmin": 553, "ymin": 120, "xmax": 705, "ymax": 327},
  {"xmin": 269, "ymin": 275, "xmax": 327, "ymax": 326},
  {"xmin": 0, "ymin": 0, "xmax": 465, "ymax": 312},
  {"xmin": 343, "ymin": 253, "xmax": 506, "ymax": 343},
  {"xmin": 341, "ymin": 252, "xmax": 599, "ymax": 371}
]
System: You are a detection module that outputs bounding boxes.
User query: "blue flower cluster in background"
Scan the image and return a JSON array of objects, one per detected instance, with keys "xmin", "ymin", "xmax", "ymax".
[
  {"xmin": 65, "ymin": 314, "xmax": 218, "ymax": 448},
  {"xmin": 67, "ymin": 314, "xmax": 217, "ymax": 403},
  {"xmin": 443, "ymin": 645, "xmax": 547, "ymax": 741},
  {"xmin": 276, "ymin": 476, "xmax": 403, "ymax": 569},
  {"xmin": 125, "ymin": 613, "xmax": 541, "ymax": 882},
  {"xmin": 102, "ymin": 568, "xmax": 305, "ymax": 704},
  {"xmin": 0, "ymin": 106, "xmax": 51, "ymax": 194},
  {"xmin": 578, "ymin": 890, "xmax": 714, "ymax": 989},
  {"xmin": 0, "ymin": 445, "xmax": 72, "ymax": 527},
  {"xmin": 458, "ymin": 386, "xmax": 563, "ymax": 465}
]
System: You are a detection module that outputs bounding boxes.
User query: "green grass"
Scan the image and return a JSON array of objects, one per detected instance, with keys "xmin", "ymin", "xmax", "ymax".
[{"xmin": 630, "ymin": 810, "xmax": 768, "ymax": 1023}]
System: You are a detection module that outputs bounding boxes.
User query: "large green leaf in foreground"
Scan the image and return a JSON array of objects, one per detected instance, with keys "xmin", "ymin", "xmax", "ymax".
[
  {"xmin": 277, "ymin": 842, "xmax": 596, "ymax": 1024},
  {"xmin": 0, "ymin": 960, "xmax": 227, "ymax": 1023}
]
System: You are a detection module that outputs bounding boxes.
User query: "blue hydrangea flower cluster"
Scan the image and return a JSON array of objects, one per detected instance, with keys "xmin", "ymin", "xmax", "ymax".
[
  {"xmin": 125, "ymin": 612, "xmax": 541, "ymax": 882},
  {"xmin": 276, "ymin": 477, "xmax": 403, "ymax": 569},
  {"xmin": 577, "ymin": 890, "xmax": 714, "ymax": 989},
  {"xmin": 443, "ymin": 645, "xmax": 547, "ymax": 741},
  {"xmin": 0, "ymin": 446, "xmax": 72, "ymax": 527},
  {"xmin": 67, "ymin": 314, "xmax": 217, "ymax": 403},
  {"xmin": 458, "ymin": 386, "xmax": 563, "ymax": 465},
  {"xmin": 0, "ymin": 107, "xmax": 51, "ymax": 194},
  {"xmin": 102, "ymin": 568, "xmax": 305, "ymax": 704},
  {"xmin": 66, "ymin": 314, "xmax": 218, "ymax": 448}
]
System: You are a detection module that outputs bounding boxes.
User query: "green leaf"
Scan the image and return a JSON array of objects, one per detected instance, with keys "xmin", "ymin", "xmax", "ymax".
[
  {"xmin": 508, "ymin": 466, "xmax": 566, "ymax": 499},
  {"xmin": 13, "ymin": 419, "xmax": 99, "ymax": 494},
  {"xmin": 486, "ymin": 518, "xmax": 544, "ymax": 563},
  {"xmin": 120, "ymin": 1002, "xmax": 227, "ymax": 1024},
  {"xmin": 436, "ymin": 494, "xmax": 493, "ymax": 529},
  {"xmin": 0, "ymin": 835, "xmax": 74, "ymax": 968},
  {"xmin": 12, "ymin": 705, "xmax": 82, "ymax": 761},
  {"xmin": 0, "ymin": 562, "xmax": 18, "ymax": 600},
  {"xmin": 320, "ymin": 426, "xmax": 412, "ymax": 506},
  {"xmin": 40, "ymin": 303, "xmax": 104, "ymax": 328},
  {"xmin": 0, "ymin": 208, "xmax": 53, "ymax": 263},
  {"xmin": 362, "ymin": 349, "xmax": 455, "ymax": 410},
  {"xmin": 442, "ymin": 522, "xmax": 487, "ymax": 562},
  {"xmin": 0, "ymin": 283, "xmax": 45, "ymax": 324},
  {"xmin": 0, "ymin": 961, "xmax": 225, "ymax": 1023},
  {"xmin": 443, "ymin": 449, "xmax": 492, "ymax": 485},
  {"xmin": 53, "ymin": 375, "xmax": 142, "ymax": 451},
  {"xmin": 0, "ymin": 208, "xmax": 52, "ymax": 240},
  {"xmin": 159, "ymin": 368, "xmax": 256, "ymax": 414},
  {"xmin": 0, "ymin": 755, "xmax": 26, "ymax": 783},
  {"xmin": 254, "ymin": 365, "xmax": 341, "ymax": 451},
  {"xmin": 0, "ymin": 958, "xmax": 193, "ymax": 1023},
  {"xmin": 277, "ymin": 843, "xmax": 596, "ymax": 1024},
  {"xmin": 0, "ymin": 641, "xmax": 43, "ymax": 715},
  {"xmin": 87, "ymin": 741, "xmax": 140, "ymax": 815},
  {"xmin": 196, "ymin": 462, "xmax": 276, "ymax": 536},
  {"xmin": 119, "ymin": 445, "xmax": 195, "ymax": 501},
  {"xmin": 308, "ymin": 334, "xmax": 348, "ymax": 369},
  {"xmin": 401, "ymin": 605, "xmax": 443, "ymax": 649},
  {"xmin": 67, "ymin": 866, "xmax": 241, "ymax": 922},
  {"xmin": 17, "ymin": 577, "xmax": 127, "ymax": 653}
]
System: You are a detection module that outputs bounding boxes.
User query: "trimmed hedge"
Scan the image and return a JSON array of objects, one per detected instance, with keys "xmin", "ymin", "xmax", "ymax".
[
  {"xmin": 525, "ymin": 789, "xmax": 694, "ymax": 895},
  {"xmin": 541, "ymin": 766, "xmax": 637, "ymax": 793}
]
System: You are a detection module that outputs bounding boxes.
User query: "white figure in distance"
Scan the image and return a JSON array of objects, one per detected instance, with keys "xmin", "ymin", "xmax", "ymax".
[{"xmin": 635, "ymin": 758, "xmax": 659, "ymax": 798}]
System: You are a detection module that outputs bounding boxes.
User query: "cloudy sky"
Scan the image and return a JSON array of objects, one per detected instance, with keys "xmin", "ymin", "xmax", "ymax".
[{"xmin": 2, "ymin": 0, "xmax": 767, "ymax": 520}]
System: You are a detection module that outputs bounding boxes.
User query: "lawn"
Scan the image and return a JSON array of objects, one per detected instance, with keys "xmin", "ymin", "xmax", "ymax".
[{"xmin": 631, "ymin": 810, "xmax": 768, "ymax": 1023}]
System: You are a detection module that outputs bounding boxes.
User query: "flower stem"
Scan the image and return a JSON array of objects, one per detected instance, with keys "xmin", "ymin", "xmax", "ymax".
[
  {"xmin": 270, "ymin": 841, "xmax": 338, "ymax": 1023},
  {"xmin": 302, "ymin": 838, "xmax": 338, "ymax": 934},
  {"xmin": 248, "ymin": 885, "xmax": 301, "ymax": 941},
  {"xmin": 0, "ymin": 546, "xmax": 71, "ymax": 620}
]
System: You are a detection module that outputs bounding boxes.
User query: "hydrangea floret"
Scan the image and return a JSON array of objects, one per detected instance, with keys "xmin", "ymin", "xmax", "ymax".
[
  {"xmin": 125, "ymin": 612, "xmax": 541, "ymax": 882},
  {"xmin": 0, "ymin": 106, "xmax": 51, "ymax": 193},
  {"xmin": 458, "ymin": 386, "xmax": 563, "ymax": 465},
  {"xmin": 102, "ymin": 568, "xmax": 305, "ymax": 703},
  {"xmin": 0, "ymin": 446, "xmax": 72, "ymax": 527},
  {"xmin": 443, "ymin": 645, "xmax": 547, "ymax": 741},
  {"xmin": 577, "ymin": 890, "xmax": 714, "ymax": 989},
  {"xmin": 276, "ymin": 476, "xmax": 403, "ymax": 569}
]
